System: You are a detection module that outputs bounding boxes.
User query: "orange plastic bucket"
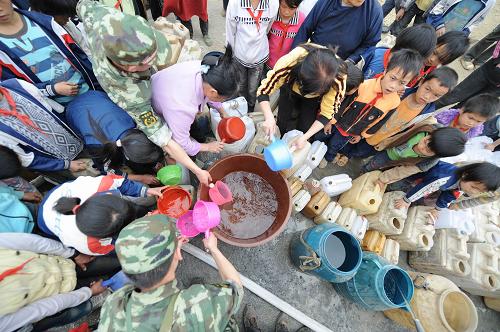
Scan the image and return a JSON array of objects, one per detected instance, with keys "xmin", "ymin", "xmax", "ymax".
[
  {"xmin": 157, "ymin": 186, "xmax": 192, "ymax": 218},
  {"xmin": 217, "ymin": 117, "xmax": 246, "ymax": 143}
]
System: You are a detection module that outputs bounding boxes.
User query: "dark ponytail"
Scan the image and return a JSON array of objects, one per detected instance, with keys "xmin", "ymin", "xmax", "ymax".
[
  {"xmin": 201, "ymin": 45, "xmax": 240, "ymax": 99},
  {"xmin": 53, "ymin": 197, "xmax": 82, "ymax": 215}
]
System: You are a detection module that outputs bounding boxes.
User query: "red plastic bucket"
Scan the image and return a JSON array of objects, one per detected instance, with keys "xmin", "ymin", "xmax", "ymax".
[
  {"xmin": 217, "ymin": 117, "xmax": 246, "ymax": 143},
  {"xmin": 157, "ymin": 186, "xmax": 192, "ymax": 218}
]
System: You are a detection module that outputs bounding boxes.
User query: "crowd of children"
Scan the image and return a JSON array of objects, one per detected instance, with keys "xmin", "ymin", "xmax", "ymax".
[{"xmin": 0, "ymin": 0, "xmax": 499, "ymax": 331}]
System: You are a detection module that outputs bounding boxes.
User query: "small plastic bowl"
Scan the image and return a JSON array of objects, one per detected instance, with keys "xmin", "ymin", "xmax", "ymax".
[
  {"xmin": 176, "ymin": 211, "xmax": 200, "ymax": 237},
  {"xmin": 157, "ymin": 186, "xmax": 192, "ymax": 218}
]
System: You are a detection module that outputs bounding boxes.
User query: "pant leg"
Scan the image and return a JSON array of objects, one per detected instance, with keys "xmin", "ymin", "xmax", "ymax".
[
  {"xmin": 76, "ymin": 255, "xmax": 121, "ymax": 287},
  {"xmin": 324, "ymin": 127, "xmax": 351, "ymax": 161},
  {"xmin": 435, "ymin": 63, "xmax": 491, "ymax": 108},
  {"xmin": 464, "ymin": 24, "xmax": 500, "ymax": 62},
  {"xmin": 199, "ymin": 18, "xmax": 209, "ymax": 36},
  {"xmin": 223, "ymin": 0, "xmax": 229, "ymax": 10},
  {"xmin": 32, "ymin": 300, "xmax": 92, "ymax": 332},
  {"xmin": 234, "ymin": 61, "xmax": 249, "ymax": 109},
  {"xmin": 150, "ymin": 0, "xmax": 163, "ymax": 20},
  {"xmin": 362, "ymin": 151, "xmax": 392, "ymax": 172},
  {"xmin": 177, "ymin": 16, "xmax": 194, "ymax": 38},
  {"xmin": 413, "ymin": 11, "xmax": 425, "ymax": 24},
  {"xmin": 277, "ymin": 84, "xmax": 299, "ymax": 134},
  {"xmin": 382, "ymin": 0, "xmax": 396, "ymax": 17},
  {"xmin": 390, "ymin": 4, "xmax": 421, "ymax": 36},
  {"xmin": 347, "ymin": 139, "xmax": 377, "ymax": 158},
  {"xmin": 246, "ymin": 64, "xmax": 264, "ymax": 112},
  {"xmin": 296, "ymin": 97, "xmax": 321, "ymax": 134}
]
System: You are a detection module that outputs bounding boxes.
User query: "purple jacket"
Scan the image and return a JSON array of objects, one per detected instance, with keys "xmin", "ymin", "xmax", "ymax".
[{"xmin": 434, "ymin": 108, "xmax": 484, "ymax": 139}]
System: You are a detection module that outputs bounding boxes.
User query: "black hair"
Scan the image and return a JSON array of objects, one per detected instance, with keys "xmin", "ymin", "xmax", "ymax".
[
  {"xmin": 386, "ymin": 49, "xmax": 423, "ymax": 79},
  {"xmin": 289, "ymin": 45, "xmax": 347, "ymax": 96},
  {"xmin": 202, "ymin": 45, "xmax": 240, "ymax": 99},
  {"xmin": 428, "ymin": 127, "xmax": 466, "ymax": 157},
  {"xmin": 53, "ymin": 195, "xmax": 148, "ymax": 238},
  {"xmin": 281, "ymin": 0, "xmax": 303, "ymax": 8},
  {"xmin": 393, "ymin": 24, "xmax": 437, "ymax": 59},
  {"xmin": 0, "ymin": 145, "xmax": 22, "ymax": 180},
  {"xmin": 29, "ymin": 0, "xmax": 77, "ymax": 17},
  {"xmin": 345, "ymin": 62, "xmax": 364, "ymax": 92},
  {"xmin": 435, "ymin": 31, "xmax": 470, "ymax": 65},
  {"xmin": 456, "ymin": 162, "xmax": 500, "ymax": 192},
  {"xmin": 422, "ymin": 66, "xmax": 458, "ymax": 91},
  {"xmin": 125, "ymin": 259, "xmax": 172, "ymax": 289},
  {"xmin": 462, "ymin": 94, "xmax": 500, "ymax": 119},
  {"xmin": 88, "ymin": 113, "xmax": 163, "ymax": 174}
]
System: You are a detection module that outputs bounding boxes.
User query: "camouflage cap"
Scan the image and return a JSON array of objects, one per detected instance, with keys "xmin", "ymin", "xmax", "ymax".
[
  {"xmin": 101, "ymin": 12, "xmax": 158, "ymax": 66},
  {"xmin": 116, "ymin": 214, "xmax": 177, "ymax": 274}
]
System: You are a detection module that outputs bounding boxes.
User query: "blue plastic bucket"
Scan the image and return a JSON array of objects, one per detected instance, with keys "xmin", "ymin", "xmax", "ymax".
[
  {"xmin": 289, "ymin": 223, "xmax": 362, "ymax": 283},
  {"xmin": 263, "ymin": 137, "xmax": 293, "ymax": 171},
  {"xmin": 334, "ymin": 252, "xmax": 414, "ymax": 311}
]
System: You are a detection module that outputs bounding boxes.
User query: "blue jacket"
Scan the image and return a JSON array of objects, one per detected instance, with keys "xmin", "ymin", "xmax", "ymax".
[
  {"xmin": 0, "ymin": 79, "xmax": 83, "ymax": 171},
  {"xmin": 360, "ymin": 46, "xmax": 388, "ymax": 79},
  {"xmin": 404, "ymin": 161, "xmax": 461, "ymax": 209},
  {"xmin": 291, "ymin": 0, "xmax": 383, "ymax": 63},
  {"xmin": 0, "ymin": 9, "xmax": 100, "ymax": 96},
  {"xmin": 0, "ymin": 184, "xmax": 33, "ymax": 233}
]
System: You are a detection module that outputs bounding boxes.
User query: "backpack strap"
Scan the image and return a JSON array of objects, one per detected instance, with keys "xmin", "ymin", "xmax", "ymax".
[{"xmin": 159, "ymin": 292, "xmax": 180, "ymax": 331}]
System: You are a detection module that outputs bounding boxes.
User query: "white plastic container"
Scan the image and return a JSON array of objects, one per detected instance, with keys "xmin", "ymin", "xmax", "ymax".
[
  {"xmin": 435, "ymin": 209, "xmax": 476, "ymax": 235},
  {"xmin": 365, "ymin": 191, "xmax": 408, "ymax": 235},
  {"xmin": 336, "ymin": 207, "xmax": 358, "ymax": 231},
  {"xmin": 215, "ymin": 116, "xmax": 256, "ymax": 155},
  {"xmin": 292, "ymin": 190, "xmax": 311, "ymax": 214},
  {"xmin": 209, "ymin": 97, "xmax": 248, "ymax": 136},
  {"xmin": 338, "ymin": 171, "xmax": 386, "ymax": 215},
  {"xmin": 293, "ymin": 164, "xmax": 313, "ymax": 181},
  {"xmin": 351, "ymin": 216, "xmax": 369, "ymax": 241},
  {"xmin": 306, "ymin": 141, "xmax": 327, "ymax": 169},
  {"xmin": 389, "ymin": 206, "xmax": 435, "ymax": 251},
  {"xmin": 319, "ymin": 174, "xmax": 352, "ymax": 197},
  {"xmin": 314, "ymin": 201, "xmax": 343, "ymax": 224},
  {"xmin": 381, "ymin": 239, "xmax": 400, "ymax": 265}
]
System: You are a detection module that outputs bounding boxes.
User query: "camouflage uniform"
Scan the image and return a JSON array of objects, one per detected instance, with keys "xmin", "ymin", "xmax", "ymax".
[
  {"xmin": 76, "ymin": 0, "xmax": 173, "ymax": 147},
  {"xmin": 98, "ymin": 215, "xmax": 243, "ymax": 332}
]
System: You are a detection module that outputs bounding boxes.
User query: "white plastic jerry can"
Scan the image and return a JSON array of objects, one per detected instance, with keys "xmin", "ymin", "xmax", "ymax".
[
  {"xmin": 292, "ymin": 189, "xmax": 311, "ymax": 214},
  {"xmin": 336, "ymin": 207, "xmax": 358, "ymax": 230},
  {"xmin": 314, "ymin": 201, "xmax": 343, "ymax": 224},
  {"xmin": 338, "ymin": 171, "xmax": 386, "ymax": 215},
  {"xmin": 247, "ymin": 122, "xmax": 277, "ymax": 154},
  {"xmin": 216, "ymin": 116, "xmax": 256, "ymax": 155},
  {"xmin": 435, "ymin": 208, "xmax": 476, "ymax": 235},
  {"xmin": 293, "ymin": 164, "xmax": 313, "ymax": 181},
  {"xmin": 381, "ymin": 239, "xmax": 400, "ymax": 265},
  {"xmin": 307, "ymin": 141, "xmax": 328, "ymax": 169},
  {"xmin": 320, "ymin": 174, "xmax": 353, "ymax": 197},
  {"xmin": 351, "ymin": 216, "xmax": 369, "ymax": 241}
]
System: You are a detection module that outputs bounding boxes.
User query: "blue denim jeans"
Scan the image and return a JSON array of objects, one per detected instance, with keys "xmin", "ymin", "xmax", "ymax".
[
  {"xmin": 314, "ymin": 127, "xmax": 351, "ymax": 161},
  {"xmin": 382, "ymin": 0, "xmax": 396, "ymax": 17},
  {"xmin": 362, "ymin": 151, "xmax": 392, "ymax": 172}
]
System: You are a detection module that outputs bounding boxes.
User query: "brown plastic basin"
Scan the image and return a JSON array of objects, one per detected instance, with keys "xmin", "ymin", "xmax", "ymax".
[{"xmin": 198, "ymin": 154, "xmax": 292, "ymax": 247}]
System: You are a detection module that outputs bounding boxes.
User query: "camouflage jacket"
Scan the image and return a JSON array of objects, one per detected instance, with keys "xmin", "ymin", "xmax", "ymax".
[
  {"xmin": 98, "ymin": 279, "xmax": 243, "ymax": 331},
  {"xmin": 76, "ymin": 0, "xmax": 173, "ymax": 147}
]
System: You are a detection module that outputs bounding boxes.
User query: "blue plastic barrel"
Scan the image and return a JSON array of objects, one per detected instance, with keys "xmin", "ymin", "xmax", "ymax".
[
  {"xmin": 333, "ymin": 252, "xmax": 414, "ymax": 311},
  {"xmin": 289, "ymin": 223, "xmax": 362, "ymax": 283}
]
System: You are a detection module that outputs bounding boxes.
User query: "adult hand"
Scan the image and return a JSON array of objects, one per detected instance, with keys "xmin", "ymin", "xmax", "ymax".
[
  {"xmin": 348, "ymin": 136, "xmax": 361, "ymax": 144},
  {"xmin": 291, "ymin": 136, "xmax": 307, "ymax": 150},
  {"xmin": 436, "ymin": 27, "xmax": 446, "ymax": 37},
  {"xmin": 147, "ymin": 186, "xmax": 169, "ymax": 197},
  {"xmin": 90, "ymin": 280, "xmax": 107, "ymax": 296},
  {"xmin": 195, "ymin": 169, "xmax": 212, "ymax": 187},
  {"xmin": 70, "ymin": 160, "xmax": 87, "ymax": 172},
  {"xmin": 202, "ymin": 232, "xmax": 218, "ymax": 253},
  {"xmin": 204, "ymin": 141, "xmax": 225, "ymax": 153},
  {"xmin": 55, "ymin": 82, "xmax": 79, "ymax": 96},
  {"xmin": 396, "ymin": 8, "xmax": 405, "ymax": 20},
  {"xmin": 323, "ymin": 122, "xmax": 333, "ymax": 135},
  {"xmin": 263, "ymin": 118, "xmax": 276, "ymax": 138},
  {"xmin": 483, "ymin": 143, "xmax": 495, "ymax": 151},
  {"xmin": 22, "ymin": 191, "xmax": 43, "ymax": 203},
  {"xmin": 74, "ymin": 253, "xmax": 96, "ymax": 271},
  {"xmin": 394, "ymin": 198, "xmax": 410, "ymax": 209}
]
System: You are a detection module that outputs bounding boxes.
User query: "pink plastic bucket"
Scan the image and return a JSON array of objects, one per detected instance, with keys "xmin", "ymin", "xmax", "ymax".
[
  {"xmin": 176, "ymin": 211, "xmax": 200, "ymax": 238},
  {"xmin": 209, "ymin": 181, "xmax": 233, "ymax": 205},
  {"xmin": 193, "ymin": 200, "xmax": 221, "ymax": 238}
]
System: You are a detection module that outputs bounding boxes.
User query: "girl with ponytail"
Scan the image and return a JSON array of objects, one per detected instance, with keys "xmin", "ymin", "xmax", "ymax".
[
  {"xmin": 151, "ymin": 45, "xmax": 240, "ymax": 156},
  {"xmin": 65, "ymin": 91, "xmax": 164, "ymax": 185}
]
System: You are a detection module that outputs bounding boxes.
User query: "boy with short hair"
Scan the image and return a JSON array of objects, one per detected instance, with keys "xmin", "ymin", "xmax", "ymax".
[
  {"xmin": 319, "ymin": 49, "xmax": 423, "ymax": 166},
  {"xmin": 267, "ymin": 0, "xmax": 305, "ymax": 70},
  {"xmin": 363, "ymin": 127, "xmax": 467, "ymax": 186},
  {"xmin": 434, "ymin": 93, "xmax": 500, "ymax": 139},
  {"xmin": 226, "ymin": 0, "xmax": 279, "ymax": 112}
]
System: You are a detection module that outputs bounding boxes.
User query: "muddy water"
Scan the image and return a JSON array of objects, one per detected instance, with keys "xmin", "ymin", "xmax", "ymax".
[{"xmin": 219, "ymin": 171, "xmax": 278, "ymax": 239}]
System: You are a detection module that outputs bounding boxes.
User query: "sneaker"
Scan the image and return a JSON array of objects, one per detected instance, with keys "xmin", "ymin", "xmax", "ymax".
[
  {"xmin": 318, "ymin": 158, "xmax": 329, "ymax": 169},
  {"xmin": 460, "ymin": 57, "xmax": 474, "ymax": 70},
  {"xmin": 243, "ymin": 305, "xmax": 261, "ymax": 332},
  {"xmin": 203, "ymin": 35, "xmax": 213, "ymax": 47}
]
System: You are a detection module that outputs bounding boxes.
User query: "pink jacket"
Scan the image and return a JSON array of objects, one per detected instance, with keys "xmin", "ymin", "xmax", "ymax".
[{"xmin": 266, "ymin": 10, "xmax": 305, "ymax": 69}]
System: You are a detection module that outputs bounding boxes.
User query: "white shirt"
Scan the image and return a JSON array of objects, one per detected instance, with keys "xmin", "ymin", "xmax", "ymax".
[{"xmin": 226, "ymin": 0, "xmax": 279, "ymax": 67}]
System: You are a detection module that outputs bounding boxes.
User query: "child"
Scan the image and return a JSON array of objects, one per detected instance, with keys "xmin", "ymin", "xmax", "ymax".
[
  {"xmin": 226, "ymin": 0, "xmax": 279, "ymax": 112},
  {"xmin": 320, "ymin": 49, "xmax": 423, "ymax": 166},
  {"xmin": 38, "ymin": 175, "xmax": 165, "ymax": 255},
  {"xmin": 426, "ymin": 0, "xmax": 496, "ymax": 36},
  {"xmin": 361, "ymin": 24, "xmax": 437, "ymax": 80},
  {"xmin": 366, "ymin": 66, "xmax": 459, "ymax": 149},
  {"xmin": 0, "ymin": 0, "xmax": 99, "ymax": 105},
  {"xmin": 267, "ymin": 0, "xmax": 305, "ymax": 70},
  {"xmin": 65, "ymin": 91, "xmax": 164, "ymax": 185},
  {"xmin": 363, "ymin": 127, "xmax": 467, "ymax": 185},
  {"xmin": 435, "ymin": 94, "xmax": 500, "ymax": 139},
  {"xmin": 393, "ymin": 162, "xmax": 500, "ymax": 222},
  {"xmin": 483, "ymin": 115, "xmax": 500, "ymax": 152}
]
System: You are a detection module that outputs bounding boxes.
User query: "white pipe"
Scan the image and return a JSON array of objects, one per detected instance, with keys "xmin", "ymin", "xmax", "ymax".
[{"xmin": 182, "ymin": 243, "xmax": 333, "ymax": 332}]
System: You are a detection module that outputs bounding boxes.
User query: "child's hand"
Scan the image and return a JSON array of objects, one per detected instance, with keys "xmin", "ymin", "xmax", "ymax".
[
  {"xmin": 375, "ymin": 179, "xmax": 386, "ymax": 189},
  {"xmin": 396, "ymin": 8, "xmax": 405, "ymax": 20},
  {"xmin": 203, "ymin": 141, "xmax": 225, "ymax": 153},
  {"xmin": 348, "ymin": 136, "xmax": 361, "ymax": 144},
  {"xmin": 73, "ymin": 253, "xmax": 96, "ymax": 271},
  {"xmin": 436, "ymin": 27, "xmax": 446, "ymax": 37},
  {"xmin": 324, "ymin": 123, "xmax": 333, "ymax": 135},
  {"xmin": 483, "ymin": 143, "xmax": 495, "ymax": 151},
  {"xmin": 263, "ymin": 118, "xmax": 276, "ymax": 138},
  {"xmin": 55, "ymin": 82, "xmax": 79, "ymax": 96},
  {"xmin": 137, "ymin": 174, "xmax": 161, "ymax": 186},
  {"xmin": 394, "ymin": 198, "xmax": 410, "ymax": 209},
  {"xmin": 70, "ymin": 160, "xmax": 87, "ymax": 172},
  {"xmin": 90, "ymin": 280, "xmax": 107, "ymax": 296},
  {"xmin": 22, "ymin": 191, "xmax": 43, "ymax": 203},
  {"xmin": 291, "ymin": 136, "xmax": 307, "ymax": 150},
  {"xmin": 427, "ymin": 208, "xmax": 439, "ymax": 225},
  {"xmin": 147, "ymin": 186, "xmax": 169, "ymax": 197},
  {"xmin": 195, "ymin": 169, "xmax": 212, "ymax": 187}
]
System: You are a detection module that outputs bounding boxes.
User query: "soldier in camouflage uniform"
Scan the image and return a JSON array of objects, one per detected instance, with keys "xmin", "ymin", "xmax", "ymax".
[
  {"xmin": 98, "ymin": 214, "xmax": 243, "ymax": 331},
  {"xmin": 76, "ymin": 0, "xmax": 212, "ymax": 186}
]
